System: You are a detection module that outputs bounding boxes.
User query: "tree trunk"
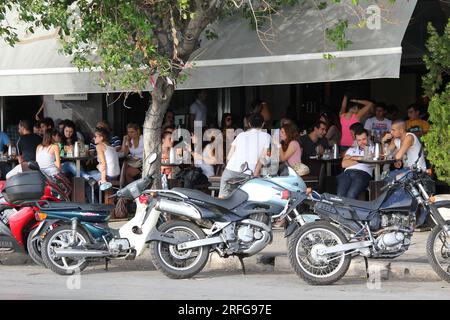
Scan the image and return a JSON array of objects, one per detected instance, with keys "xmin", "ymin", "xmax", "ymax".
[{"xmin": 143, "ymin": 77, "xmax": 175, "ymax": 189}]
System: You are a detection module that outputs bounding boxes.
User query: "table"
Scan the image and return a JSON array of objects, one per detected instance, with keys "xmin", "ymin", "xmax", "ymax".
[
  {"xmin": 357, "ymin": 158, "xmax": 396, "ymax": 181},
  {"xmin": 309, "ymin": 156, "xmax": 342, "ymax": 176},
  {"xmin": 61, "ymin": 155, "xmax": 94, "ymax": 177},
  {"xmin": 61, "ymin": 155, "xmax": 95, "ymax": 202}
]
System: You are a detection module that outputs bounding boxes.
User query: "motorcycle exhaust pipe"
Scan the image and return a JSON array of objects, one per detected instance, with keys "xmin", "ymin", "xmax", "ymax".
[
  {"xmin": 54, "ymin": 248, "xmax": 109, "ymax": 258},
  {"xmin": 156, "ymin": 198, "xmax": 202, "ymax": 220}
]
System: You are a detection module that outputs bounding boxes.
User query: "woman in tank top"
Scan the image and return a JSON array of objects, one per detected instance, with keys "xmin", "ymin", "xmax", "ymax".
[
  {"xmin": 86, "ymin": 127, "xmax": 120, "ymax": 188},
  {"xmin": 36, "ymin": 131, "xmax": 61, "ymax": 177},
  {"xmin": 120, "ymin": 122, "xmax": 144, "ymax": 185},
  {"xmin": 36, "ymin": 131, "xmax": 72, "ymax": 199},
  {"xmin": 339, "ymin": 95, "xmax": 374, "ymax": 150}
]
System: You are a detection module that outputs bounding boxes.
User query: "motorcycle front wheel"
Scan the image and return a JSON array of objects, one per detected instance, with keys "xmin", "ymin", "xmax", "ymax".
[
  {"xmin": 288, "ymin": 221, "xmax": 351, "ymax": 285},
  {"xmin": 41, "ymin": 225, "xmax": 91, "ymax": 275},
  {"xmin": 426, "ymin": 221, "xmax": 450, "ymax": 283},
  {"xmin": 150, "ymin": 220, "xmax": 210, "ymax": 279}
]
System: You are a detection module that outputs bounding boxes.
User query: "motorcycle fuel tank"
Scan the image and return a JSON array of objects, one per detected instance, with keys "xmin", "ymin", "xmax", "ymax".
[
  {"xmin": 240, "ymin": 178, "xmax": 289, "ymax": 207},
  {"xmin": 380, "ymin": 188, "xmax": 415, "ymax": 212}
]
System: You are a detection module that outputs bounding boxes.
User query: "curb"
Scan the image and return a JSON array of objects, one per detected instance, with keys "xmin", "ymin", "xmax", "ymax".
[{"xmin": 206, "ymin": 253, "xmax": 442, "ymax": 281}]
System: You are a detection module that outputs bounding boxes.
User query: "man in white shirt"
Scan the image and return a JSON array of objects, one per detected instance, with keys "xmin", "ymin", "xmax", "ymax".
[
  {"xmin": 189, "ymin": 90, "xmax": 208, "ymax": 127},
  {"xmin": 336, "ymin": 130, "xmax": 374, "ymax": 199},
  {"xmin": 219, "ymin": 113, "xmax": 271, "ymax": 198},
  {"xmin": 382, "ymin": 120, "xmax": 427, "ymax": 179},
  {"xmin": 364, "ymin": 104, "xmax": 392, "ymax": 141}
]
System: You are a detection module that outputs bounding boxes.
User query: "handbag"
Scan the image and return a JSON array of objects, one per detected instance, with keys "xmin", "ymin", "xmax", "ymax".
[
  {"xmin": 291, "ymin": 162, "xmax": 310, "ymax": 176},
  {"xmin": 126, "ymin": 156, "xmax": 143, "ymax": 168}
]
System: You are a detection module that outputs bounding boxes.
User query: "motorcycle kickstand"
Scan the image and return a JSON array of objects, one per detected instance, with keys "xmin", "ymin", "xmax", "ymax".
[
  {"xmin": 238, "ymin": 256, "xmax": 246, "ymax": 275},
  {"xmin": 105, "ymin": 258, "xmax": 110, "ymax": 271},
  {"xmin": 364, "ymin": 257, "xmax": 369, "ymax": 280}
]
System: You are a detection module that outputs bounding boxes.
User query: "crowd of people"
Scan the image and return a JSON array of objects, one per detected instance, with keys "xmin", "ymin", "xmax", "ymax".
[
  {"xmin": 0, "ymin": 116, "xmax": 145, "ymax": 203},
  {"xmin": 0, "ymin": 90, "xmax": 431, "ymax": 208}
]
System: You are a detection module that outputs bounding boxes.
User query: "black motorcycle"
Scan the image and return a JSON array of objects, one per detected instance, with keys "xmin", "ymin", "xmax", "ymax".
[{"xmin": 286, "ymin": 166, "xmax": 450, "ymax": 285}]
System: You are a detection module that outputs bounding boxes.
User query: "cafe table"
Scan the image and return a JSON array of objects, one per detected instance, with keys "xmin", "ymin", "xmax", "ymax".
[
  {"xmin": 309, "ymin": 155, "xmax": 342, "ymax": 176},
  {"xmin": 61, "ymin": 155, "xmax": 95, "ymax": 177},
  {"xmin": 357, "ymin": 158, "xmax": 396, "ymax": 181},
  {"xmin": 61, "ymin": 154, "xmax": 95, "ymax": 202}
]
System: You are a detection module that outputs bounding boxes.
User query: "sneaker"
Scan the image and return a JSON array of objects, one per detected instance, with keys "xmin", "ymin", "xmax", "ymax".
[{"xmin": 100, "ymin": 182, "xmax": 112, "ymax": 191}]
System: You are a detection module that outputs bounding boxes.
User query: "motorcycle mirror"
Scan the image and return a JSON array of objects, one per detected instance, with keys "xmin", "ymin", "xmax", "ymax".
[
  {"xmin": 148, "ymin": 153, "xmax": 157, "ymax": 165},
  {"xmin": 240, "ymin": 162, "xmax": 249, "ymax": 172},
  {"xmin": 27, "ymin": 161, "xmax": 40, "ymax": 171}
]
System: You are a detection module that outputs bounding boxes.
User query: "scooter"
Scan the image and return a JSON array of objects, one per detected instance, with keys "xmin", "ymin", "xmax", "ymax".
[
  {"xmin": 35, "ymin": 153, "xmax": 165, "ymax": 275},
  {"xmin": 0, "ymin": 168, "xmax": 69, "ymax": 266},
  {"xmin": 146, "ymin": 161, "xmax": 312, "ymax": 279}
]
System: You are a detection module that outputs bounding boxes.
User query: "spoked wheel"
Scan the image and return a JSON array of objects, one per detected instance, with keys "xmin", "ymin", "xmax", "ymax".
[
  {"xmin": 288, "ymin": 221, "xmax": 351, "ymax": 285},
  {"xmin": 26, "ymin": 230, "xmax": 45, "ymax": 267},
  {"xmin": 42, "ymin": 225, "xmax": 91, "ymax": 275},
  {"xmin": 150, "ymin": 220, "xmax": 210, "ymax": 279},
  {"xmin": 427, "ymin": 222, "xmax": 450, "ymax": 283}
]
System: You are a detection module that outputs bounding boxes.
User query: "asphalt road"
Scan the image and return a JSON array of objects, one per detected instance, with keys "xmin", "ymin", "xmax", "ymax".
[{"xmin": 1, "ymin": 262, "xmax": 449, "ymax": 300}]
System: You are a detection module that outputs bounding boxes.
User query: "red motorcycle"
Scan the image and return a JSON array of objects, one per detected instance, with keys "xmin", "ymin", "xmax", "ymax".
[{"xmin": 0, "ymin": 169, "xmax": 69, "ymax": 266}]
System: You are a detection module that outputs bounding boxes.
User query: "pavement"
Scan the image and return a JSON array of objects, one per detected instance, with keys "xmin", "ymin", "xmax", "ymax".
[{"xmin": 1, "ymin": 220, "xmax": 444, "ymax": 283}]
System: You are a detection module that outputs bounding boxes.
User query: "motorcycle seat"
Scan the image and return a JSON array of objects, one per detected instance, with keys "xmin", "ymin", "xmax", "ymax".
[
  {"xmin": 322, "ymin": 192, "xmax": 388, "ymax": 211},
  {"xmin": 39, "ymin": 202, "xmax": 113, "ymax": 213},
  {"xmin": 172, "ymin": 188, "xmax": 248, "ymax": 210}
]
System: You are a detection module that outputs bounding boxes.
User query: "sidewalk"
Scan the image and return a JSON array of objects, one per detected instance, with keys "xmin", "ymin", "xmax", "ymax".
[
  {"xmin": 204, "ymin": 229, "xmax": 442, "ymax": 281},
  {"xmin": 1, "ymin": 220, "xmax": 443, "ymax": 282}
]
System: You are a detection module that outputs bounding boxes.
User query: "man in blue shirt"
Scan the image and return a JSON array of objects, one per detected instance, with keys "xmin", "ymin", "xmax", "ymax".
[{"xmin": 0, "ymin": 131, "xmax": 11, "ymax": 153}]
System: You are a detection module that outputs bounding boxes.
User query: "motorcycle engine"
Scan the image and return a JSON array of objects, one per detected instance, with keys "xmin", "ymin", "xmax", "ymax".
[
  {"xmin": 223, "ymin": 213, "xmax": 271, "ymax": 256},
  {"xmin": 374, "ymin": 213, "xmax": 413, "ymax": 255},
  {"xmin": 108, "ymin": 238, "xmax": 131, "ymax": 256},
  {"xmin": 0, "ymin": 208, "xmax": 17, "ymax": 225}
]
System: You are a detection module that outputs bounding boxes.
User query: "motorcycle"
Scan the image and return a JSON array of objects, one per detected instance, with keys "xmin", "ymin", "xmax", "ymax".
[
  {"xmin": 286, "ymin": 166, "xmax": 450, "ymax": 285},
  {"xmin": 147, "ymin": 161, "xmax": 311, "ymax": 279},
  {"xmin": 35, "ymin": 153, "xmax": 165, "ymax": 275},
  {"xmin": 0, "ymin": 167, "xmax": 69, "ymax": 266}
]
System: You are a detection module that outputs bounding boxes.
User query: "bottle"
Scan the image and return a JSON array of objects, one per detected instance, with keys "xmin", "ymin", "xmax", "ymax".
[
  {"xmin": 333, "ymin": 144, "xmax": 338, "ymax": 159},
  {"xmin": 74, "ymin": 142, "xmax": 80, "ymax": 157},
  {"xmin": 374, "ymin": 143, "xmax": 380, "ymax": 160},
  {"xmin": 169, "ymin": 147, "xmax": 176, "ymax": 164}
]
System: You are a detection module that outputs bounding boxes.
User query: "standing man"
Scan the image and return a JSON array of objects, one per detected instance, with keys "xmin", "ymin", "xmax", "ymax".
[
  {"xmin": 190, "ymin": 89, "xmax": 208, "ymax": 129},
  {"xmin": 337, "ymin": 130, "xmax": 374, "ymax": 199},
  {"xmin": 382, "ymin": 120, "xmax": 427, "ymax": 177},
  {"xmin": 219, "ymin": 113, "xmax": 271, "ymax": 198},
  {"xmin": 6, "ymin": 120, "xmax": 42, "ymax": 179},
  {"xmin": 364, "ymin": 103, "xmax": 392, "ymax": 141},
  {"xmin": 406, "ymin": 104, "xmax": 430, "ymax": 138}
]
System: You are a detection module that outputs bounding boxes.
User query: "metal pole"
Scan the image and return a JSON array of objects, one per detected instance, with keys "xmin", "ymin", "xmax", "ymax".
[{"xmin": 0, "ymin": 96, "xmax": 4, "ymax": 132}]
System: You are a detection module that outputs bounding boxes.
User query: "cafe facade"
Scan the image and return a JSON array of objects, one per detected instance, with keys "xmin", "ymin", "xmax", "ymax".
[{"xmin": 0, "ymin": 0, "xmax": 447, "ymax": 144}]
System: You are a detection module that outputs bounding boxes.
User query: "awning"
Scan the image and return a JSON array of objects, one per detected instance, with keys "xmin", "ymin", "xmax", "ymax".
[{"xmin": 0, "ymin": 0, "xmax": 417, "ymax": 96}]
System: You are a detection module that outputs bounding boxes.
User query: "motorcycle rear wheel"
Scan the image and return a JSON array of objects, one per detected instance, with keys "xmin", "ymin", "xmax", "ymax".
[
  {"xmin": 150, "ymin": 220, "xmax": 210, "ymax": 279},
  {"xmin": 288, "ymin": 221, "xmax": 351, "ymax": 285},
  {"xmin": 26, "ymin": 231, "xmax": 45, "ymax": 267},
  {"xmin": 42, "ymin": 225, "xmax": 91, "ymax": 275},
  {"xmin": 426, "ymin": 221, "xmax": 450, "ymax": 283}
]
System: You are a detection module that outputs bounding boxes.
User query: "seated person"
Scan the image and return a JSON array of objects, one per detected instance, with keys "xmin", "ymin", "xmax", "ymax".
[
  {"xmin": 7, "ymin": 120, "xmax": 42, "ymax": 179},
  {"xmin": 299, "ymin": 121, "xmax": 329, "ymax": 176},
  {"xmin": 337, "ymin": 130, "xmax": 374, "ymax": 199},
  {"xmin": 349, "ymin": 122, "xmax": 366, "ymax": 148},
  {"xmin": 89, "ymin": 120, "xmax": 121, "ymax": 154},
  {"xmin": 119, "ymin": 123, "xmax": 144, "ymax": 186},
  {"xmin": 382, "ymin": 120, "xmax": 427, "ymax": 179},
  {"xmin": 406, "ymin": 104, "xmax": 429, "ymax": 138},
  {"xmin": 36, "ymin": 131, "xmax": 71, "ymax": 199}
]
